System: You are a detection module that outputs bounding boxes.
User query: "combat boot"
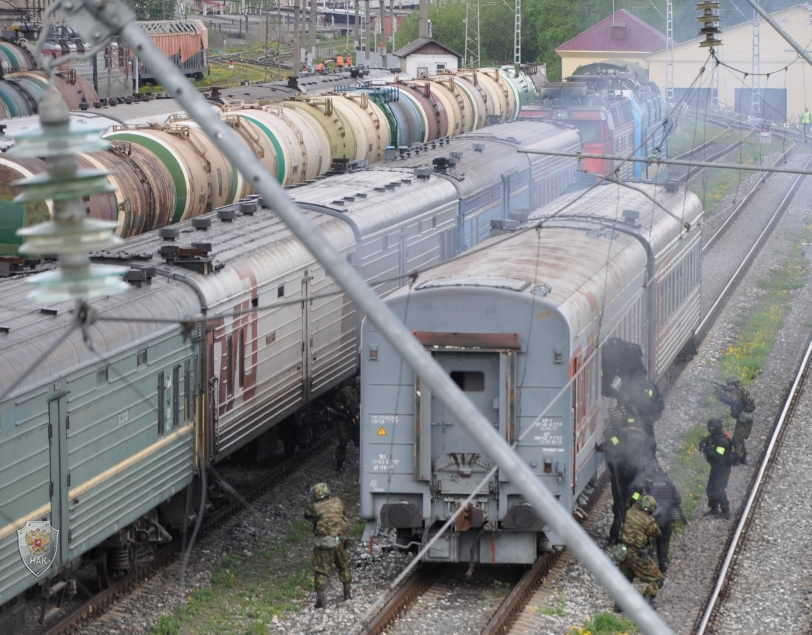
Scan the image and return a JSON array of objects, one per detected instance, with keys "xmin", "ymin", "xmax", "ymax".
[
  {"xmin": 314, "ymin": 592, "xmax": 327, "ymax": 609},
  {"xmin": 343, "ymin": 583, "xmax": 352, "ymax": 601},
  {"xmin": 719, "ymin": 509, "xmax": 731, "ymax": 520},
  {"xmin": 704, "ymin": 507, "xmax": 719, "ymax": 517}
]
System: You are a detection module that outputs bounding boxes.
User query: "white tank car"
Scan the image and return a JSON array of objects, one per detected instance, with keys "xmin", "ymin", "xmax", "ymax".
[{"xmin": 359, "ymin": 181, "xmax": 703, "ymax": 564}]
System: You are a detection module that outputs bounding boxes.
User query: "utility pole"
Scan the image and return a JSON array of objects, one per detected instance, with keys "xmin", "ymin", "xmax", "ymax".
[
  {"xmin": 418, "ymin": 0, "xmax": 428, "ymax": 38},
  {"xmin": 277, "ymin": 0, "xmax": 281, "ymax": 75},
  {"xmin": 379, "ymin": 0, "xmax": 386, "ymax": 68},
  {"xmin": 293, "ymin": 0, "xmax": 300, "ymax": 68},
  {"xmin": 365, "ymin": 0, "xmax": 370, "ymax": 61},
  {"xmin": 264, "ymin": 0, "xmax": 270, "ymax": 81},
  {"xmin": 389, "ymin": 0, "xmax": 395, "ymax": 54},
  {"xmin": 666, "ymin": 0, "xmax": 674, "ymax": 101},
  {"xmin": 752, "ymin": 1, "xmax": 761, "ymax": 116},
  {"xmin": 354, "ymin": 0, "xmax": 359, "ymax": 55},
  {"xmin": 308, "ymin": 0, "xmax": 316, "ymax": 66},
  {"xmin": 513, "ymin": 0, "xmax": 520, "ymax": 64}
]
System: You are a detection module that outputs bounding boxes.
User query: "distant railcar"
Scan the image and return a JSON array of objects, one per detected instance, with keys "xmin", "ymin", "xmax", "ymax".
[{"xmin": 358, "ymin": 182, "xmax": 702, "ymax": 564}]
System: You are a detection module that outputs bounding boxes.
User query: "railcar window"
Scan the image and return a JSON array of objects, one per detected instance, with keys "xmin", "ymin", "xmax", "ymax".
[
  {"xmin": 278, "ymin": 285, "xmax": 284, "ymax": 298},
  {"xmin": 450, "ymin": 371, "xmax": 485, "ymax": 392},
  {"xmin": 96, "ymin": 367, "xmax": 108, "ymax": 385},
  {"xmin": 157, "ymin": 372, "xmax": 165, "ymax": 436},
  {"xmin": 184, "ymin": 359, "xmax": 191, "ymax": 421},
  {"xmin": 137, "ymin": 349, "xmax": 147, "ymax": 368},
  {"xmin": 577, "ymin": 123, "xmax": 601, "ymax": 143}
]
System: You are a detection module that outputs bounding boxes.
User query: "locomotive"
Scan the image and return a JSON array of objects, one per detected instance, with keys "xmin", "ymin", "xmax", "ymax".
[
  {"xmin": 521, "ymin": 62, "xmax": 670, "ymax": 181},
  {"xmin": 0, "ymin": 118, "xmax": 579, "ymax": 630},
  {"xmin": 358, "ymin": 181, "xmax": 702, "ymax": 564}
]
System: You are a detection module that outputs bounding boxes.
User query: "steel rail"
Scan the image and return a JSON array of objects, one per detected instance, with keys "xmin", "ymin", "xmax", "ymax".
[
  {"xmin": 55, "ymin": 2, "xmax": 672, "ymax": 631},
  {"xmin": 40, "ymin": 432, "xmax": 336, "ymax": 635},
  {"xmin": 694, "ymin": 327, "xmax": 812, "ymax": 634},
  {"xmin": 702, "ymin": 132, "xmax": 797, "ymax": 253},
  {"xmin": 695, "ymin": 154, "xmax": 812, "ymax": 342}
]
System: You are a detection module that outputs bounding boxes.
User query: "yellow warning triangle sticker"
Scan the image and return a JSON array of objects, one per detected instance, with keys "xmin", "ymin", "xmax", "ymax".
[{"xmin": 377, "ymin": 427, "xmax": 387, "ymax": 436}]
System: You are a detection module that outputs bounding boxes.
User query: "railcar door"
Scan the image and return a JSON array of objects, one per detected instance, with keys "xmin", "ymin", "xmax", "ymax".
[
  {"xmin": 430, "ymin": 352, "xmax": 500, "ymax": 508},
  {"xmin": 48, "ymin": 394, "xmax": 68, "ymax": 565}
]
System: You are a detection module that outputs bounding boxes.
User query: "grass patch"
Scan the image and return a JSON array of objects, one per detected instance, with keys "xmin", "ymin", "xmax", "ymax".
[
  {"xmin": 532, "ymin": 592, "xmax": 568, "ymax": 616},
  {"xmin": 148, "ymin": 521, "xmax": 314, "ymax": 635},
  {"xmin": 566, "ymin": 612, "xmax": 638, "ymax": 634},
  {"xmin": 141, "ymin": 57, "xmax": 284, "ymax": 93}
]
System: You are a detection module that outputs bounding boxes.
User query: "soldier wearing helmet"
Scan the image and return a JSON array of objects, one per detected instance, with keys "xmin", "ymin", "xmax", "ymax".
[
  {"xmin": 630, "ymin": 459, "xmax": 683, "ymax": 574},
  {"xmin": 333, "ymin": 377, "xmax": 361, "ymax": 472},
  {"xmin": 615, "ymin": 494, "xmax": 663, "ymax": 610},
  {"xmin": 712, "ymin": 376, "xmax": 755, "ymax": 465},
  {"xmin": 699, "ymin": 418, "xmax": 734, "ymax": 519},
  {"xmin": 304, "ymin": 483, "xmax": 352, "ymax": 608}
]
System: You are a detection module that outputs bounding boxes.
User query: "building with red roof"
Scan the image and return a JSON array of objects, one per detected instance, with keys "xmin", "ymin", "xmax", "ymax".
[{"xmin": 556, "ymin": 10, "xmax": 666, "ymax": 78}]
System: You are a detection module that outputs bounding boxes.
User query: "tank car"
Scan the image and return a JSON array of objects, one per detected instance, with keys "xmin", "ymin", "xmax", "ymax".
[{"xmin": 358, "ymin": 181, "xmax": 702, "ymax": 564}]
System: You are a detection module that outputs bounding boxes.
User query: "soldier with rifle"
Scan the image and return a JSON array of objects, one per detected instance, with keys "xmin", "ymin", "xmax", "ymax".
[{"xmin": 711, "ymin": 377, "xmax": 755, "ymax": 465}]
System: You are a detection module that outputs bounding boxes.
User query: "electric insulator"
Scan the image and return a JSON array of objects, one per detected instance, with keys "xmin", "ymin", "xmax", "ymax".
[
  {"xmin": 9, "ymin": 85, "xmax": 128, "ymax": 302},
  {"xmin": 697, "ymin": 0, "xmax": 722, "ymax": 48}
]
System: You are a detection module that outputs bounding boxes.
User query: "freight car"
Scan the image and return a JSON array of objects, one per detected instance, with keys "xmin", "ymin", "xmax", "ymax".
[
  {"xmin": 521, "ymin": 65, "xmax": 668, "ymax": 181},
  {"xmin": 358, "ymin": 181, "xmax": 702, "ymax": 564},
  {"xmin": 0, "ymin": 118, "xmax": 577, "ymax": 632},
  {"xmin": 137, "ymin": 20, "xmax": 209, "ymax": 82},
  {"xmin": 0, "ymin": 65, "xmax": 540, "ymax": 251}
]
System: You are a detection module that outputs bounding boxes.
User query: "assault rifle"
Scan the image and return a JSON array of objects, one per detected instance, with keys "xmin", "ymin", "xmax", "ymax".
[{"xmin": 709, "ymin": 380, "xmax": 732, "ymax": 393}]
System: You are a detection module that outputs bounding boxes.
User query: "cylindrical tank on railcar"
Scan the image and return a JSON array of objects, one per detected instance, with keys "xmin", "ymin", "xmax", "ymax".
[
  {"xmin": 479, "ymin": 68, "xmax": 516, "ymax": 121},
  {"xmin": 499, "ymin": 65, "xmax": 537, "ymax": 108},
  {"xmin": 454, "ymin": 69, "xmax": 504, "ymax": 124},
  {"xmin": 393, "ymin": 85, "xmax": 431, "ymax": 143},
  {"xmin": 432, "ymin": 76, "xmax": 474, "ymax": 134},
  {"xmin": 381, "ymin": 88, "xmax": 424, "ymax": 147},
  {"xmin": 401, "ymin": 82, "xmax": 448, "ymax": 139},
  {"xmin": 10, "ymin": 70, "xmax": 97, "ymax": 110},
  {"xmin": 0, "ymin": 80, "xmax": 34, "ymax": 117},
  {"xmin": 231, "ymin": 105, "xmax": 312, "ymax": 185},
  {"xmin": 0, "ymin": 40, "xmax": 37, "ymax": 74},
  {"xmin": 285, "ymin": 97, "xmax": 353, "ymax": 161},
  {"xmin": 329, "ymin": 92, "xmax": 391, "ymax": 164},
  {"xmin": 81, "ymin": 141, "xmax": 177, "ymax": 236},
  {"xmin": 410, "ymin": 79, "xmax": 461, "ymax": 137},
  {"xmin": 0, "ymin": 156, "xmax": 50, "ymax": 253},
  {"xmin": 451, "ymin": 75, "xmax": 487, "ymax": 131},
  {"xmin": 273, "ymin": 104, "xmax": 331, "ymax": 180},
  {"xmin": 163, "ymin": 119, "xmax": 240, "ymax": 209},
  {"xmin": 106, "ymin": 126, "xmax": 210, "ymax": 223},
  {"xmin": 219, "ymin": 112, "xmax": 278, "ymax": 200}
]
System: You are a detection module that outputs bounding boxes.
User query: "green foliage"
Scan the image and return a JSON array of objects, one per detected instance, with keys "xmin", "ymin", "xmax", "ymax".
[
  {"xmin": 567, "ymin": 612, "xmax": 638, "ymax": 634},
  {"xmin": 127, "ymin": 0, "xmax": 172, "ymax": 21}
]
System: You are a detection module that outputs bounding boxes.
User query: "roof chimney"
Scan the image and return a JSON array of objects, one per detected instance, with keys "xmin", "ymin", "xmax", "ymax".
[{"xmin": 611, "ymin": 23, "xmax": 627, "ymax": 40}]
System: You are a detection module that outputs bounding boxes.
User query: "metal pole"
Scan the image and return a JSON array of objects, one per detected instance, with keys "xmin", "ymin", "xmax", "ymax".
[
  {"xmin": 59, "ymin": 3, "xmax": 674, "ymax": 633},
  {"xmin": 379, "ymin": 0, "xmax": 386, "ymax": 68},
  {"xmin": 293, "ymin": 0, "xmax": 300, "ymax": 69},
  {"xmin": 364, "ymin": 0, "xmax": 370, "ymax": 61},
  {"xmin": 354, "ymin": 0, "xmax": 359, "ymax": 54},
  {"xmin": 741, "ymin": 0, "xmax": 812, "ymax": 69},
  {"xmin": 277, "ymin": 0, "xmax": 281, "ymax": 75},
  {"xmin": 308, "ymin": 0, "xmax": 316, "ymax": 66},
  {"xmin": 516, "ymin": 148, "xmax": 812, "ymax": 175}
]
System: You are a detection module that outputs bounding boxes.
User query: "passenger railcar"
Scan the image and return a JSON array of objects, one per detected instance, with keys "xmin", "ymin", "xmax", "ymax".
[
  {"xmin": 0, "ymin": 119, "xmax": 578, "ymax": 629},
  {"xmin": 358, "ymin": 182, "xmax": 703, "ymax": 564}
]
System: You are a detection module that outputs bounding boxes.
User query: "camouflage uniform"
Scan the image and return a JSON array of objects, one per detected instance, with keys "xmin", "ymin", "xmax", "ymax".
[
  {"xmin": 304, "ymin": 485, "xmax": 352, "ymax": 606},
  {"xmin": 714, "ymin": 379, "xmax": 755, "ymax": 465},
  {"xmin": 618, "ymin": 499, "xmax": 663, "ymax": 600},
  {"xmin": 630, "ymin": 460, "xmax": 682, "ymax": 574},
  {"xmin": 334, "ymin": 379, "xmax": 360, "ymax": 471}
]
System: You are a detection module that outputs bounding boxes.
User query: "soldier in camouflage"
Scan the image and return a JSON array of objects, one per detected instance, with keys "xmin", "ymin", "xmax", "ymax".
[
  {"xmin": 630, "ymin": 459, "xmax": 683, "ymax": 574},
  {"xmin": 304, "ymin": 483, "xmax": 352, "ymax": 608},
  {"xmin": 616, "ymin": 494, "xmax": 663, "ymax": 610},
  {"xmin": 334, "ymin": 377, "xmax": 360, "ymax": 472},
  {"xmin": 713, "ymin": 376, "xmax": 755, "ymax": 465}
]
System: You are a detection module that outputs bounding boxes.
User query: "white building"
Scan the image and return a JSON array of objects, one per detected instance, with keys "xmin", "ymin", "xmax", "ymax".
[{"xmin": 393, "ymin": 37, "xmax": 460, "ymax": 76}]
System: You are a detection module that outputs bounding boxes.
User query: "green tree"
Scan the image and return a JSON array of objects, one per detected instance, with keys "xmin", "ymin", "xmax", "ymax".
[{"xmin": 128, "ymin": 0, "xmax": 170, "ymax": 20}]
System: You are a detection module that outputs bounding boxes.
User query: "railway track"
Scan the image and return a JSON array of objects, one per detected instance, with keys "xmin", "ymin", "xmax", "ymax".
[
  {"xmin": 38, "ymin": 430, "xmax": 337, "ymax": 635},
  {"xmin": 356, "ymin": 472, "xmax": 608, "ymax": 635},
  {"xmin": 693, "ymin": 302, "xmax": 812, "ymax": 634}
]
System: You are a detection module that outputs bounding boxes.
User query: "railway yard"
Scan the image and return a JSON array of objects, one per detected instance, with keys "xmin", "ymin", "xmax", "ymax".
[
  {"xmin": 4, "ymin": 15, "xmax": 812, "ymax": 633},
  {"xmin": 5, "ymin": 119, "xmax": 812, "ymax": 635}
]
